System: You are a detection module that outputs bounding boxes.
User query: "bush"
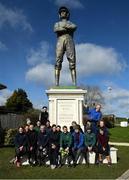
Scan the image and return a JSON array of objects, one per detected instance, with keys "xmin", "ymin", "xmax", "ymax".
[{"xmin": 4, "ymin": 128, "xmax": 17, "ymax": 146}]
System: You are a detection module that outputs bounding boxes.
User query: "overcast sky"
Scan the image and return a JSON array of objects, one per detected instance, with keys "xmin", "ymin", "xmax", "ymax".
[{"xmin": 0, "ymin": 0, "xmax": 129, "ymax": 117}]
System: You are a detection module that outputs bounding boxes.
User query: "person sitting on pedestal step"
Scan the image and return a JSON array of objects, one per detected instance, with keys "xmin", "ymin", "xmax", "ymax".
[
  {"xmin": 72, "ymin": 125, "xmax": 85, "ymax": 167},
  {"xmin": 84, "ymin": 103, "xmax": 102, "ymax": 135},
  {"xmin": 84, "ymin": 127, "xmax": 97, "ymax": 165}
]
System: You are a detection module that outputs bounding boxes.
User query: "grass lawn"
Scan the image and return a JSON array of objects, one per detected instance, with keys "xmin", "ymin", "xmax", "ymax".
[
  {"xmin": 0, "ymin": 147, "xmax": 129, "ymax": 179},
  {"xmin": 109, "ymin": 126, "xmax": 129, "ymax": 142}
]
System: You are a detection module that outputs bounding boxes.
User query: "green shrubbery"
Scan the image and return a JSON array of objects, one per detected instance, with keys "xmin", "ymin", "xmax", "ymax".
[{"xmin": 4, "ymin": 128, "xmax": 17, "ymax": 146}]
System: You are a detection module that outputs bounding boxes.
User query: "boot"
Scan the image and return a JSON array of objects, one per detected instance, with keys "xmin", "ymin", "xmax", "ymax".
[
  {"xmin": 70, "ymin": 69, "xmax": 77, "ymax": 86},
  {"xmin": 55, "ymin": 69, "xmax": 60, "ymax": 86}
]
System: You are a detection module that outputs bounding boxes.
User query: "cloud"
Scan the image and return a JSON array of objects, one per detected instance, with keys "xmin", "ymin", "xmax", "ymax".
[
  {"xmin": 54, "ymin": 0, "xmax": 84, "ymax": 9},
  {"xmin": 26, "ymin": 41, "xmax": 126, "ymax": 87},
  {"xmin": 0, "ymin": 89, "xmax": 12, "ymax": 106},
  {"xmin": 0, "ymin": 41, "xmax": 7, "ymax": 51},
  {"xmin": 76, "ymin": 43, "xmax": 126, "ymax": 77},
  {"xmin": 27, "ymin": 42, "xmax": 51, "ymax": 66},
  {"xmin": 102, "ymin": 85, "xmax": 129, "ymax": 117},
  {"xmin": 0, "ymin": 2, "xmax": 33, "ymax": 32}
]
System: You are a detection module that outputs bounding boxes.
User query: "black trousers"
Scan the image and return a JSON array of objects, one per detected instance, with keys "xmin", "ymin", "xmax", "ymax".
[
  {"xmin": 37, "ymin": 147, "xmax": 48, "ymax": 165},
  {"xmin": 28, "ymin": 146, "xmax": 37, "ymax": 164},
  {"xmin": 15, "ymin": 147, "xmax": 26, "ymax": 162},
  {"xmin": 60, "ymin": 146, "xmax": 74, "ymax": 165},
  {"xmin": 49, "ymin": 147, "xmax": 59, "ymax": 166}
]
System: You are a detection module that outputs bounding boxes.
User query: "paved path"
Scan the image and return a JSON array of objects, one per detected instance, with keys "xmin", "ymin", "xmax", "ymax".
[
  {"xmin": 112, "ymin": 142, "xmax": 129, "ymax": 179},
  {"xmin": 117, "ymin": 169, "xmax": 129, "ymax": 179},
  {"xmin": 109, "ymin": 142, "xmax": 129, "ymax": 146}
]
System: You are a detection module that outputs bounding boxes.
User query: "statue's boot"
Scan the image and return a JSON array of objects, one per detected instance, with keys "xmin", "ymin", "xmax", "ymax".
[
  {"xmin": 55, "ymin": 69, "xmax": 60, "ymax": 86},
  {"xmin": 70, "ymin": 69, "xmax": 77, "ymax": 86}
]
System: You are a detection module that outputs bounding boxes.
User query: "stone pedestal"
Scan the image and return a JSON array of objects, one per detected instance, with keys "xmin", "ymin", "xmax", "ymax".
[{"xmin": 46, "ymin": 88, "xmax": 87, "ymax": 128}]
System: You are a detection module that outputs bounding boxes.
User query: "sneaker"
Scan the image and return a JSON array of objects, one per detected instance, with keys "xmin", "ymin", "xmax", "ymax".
[
  {"xmin": 22, "ymin": 159, "xmax": 29, "ymax": 166},
  {"xmin": 51, "ymin": 165, "xmax": 56, "ymax": 169},
  {"xmin": 108, "ymin": 162, "xmax": 111, "ymax": 167}
]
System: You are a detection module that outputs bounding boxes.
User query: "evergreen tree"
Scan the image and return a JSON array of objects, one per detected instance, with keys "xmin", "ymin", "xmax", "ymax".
[{"xmin": 6, "ymin": 89, "xmax": 33, "ymax": 113}]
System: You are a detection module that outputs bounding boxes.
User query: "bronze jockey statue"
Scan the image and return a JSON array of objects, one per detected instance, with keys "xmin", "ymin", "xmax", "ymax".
[{"xmin": 54, "ymin": 6, "xmax": 77, "ymax": 86}]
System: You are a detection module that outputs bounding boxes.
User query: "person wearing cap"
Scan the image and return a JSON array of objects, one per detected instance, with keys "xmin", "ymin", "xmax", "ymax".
[
  {"xmin": 72, "ymin": 125, "xmax": 84, "ymax": 167},
  {"xmin": 54, "ymin": 6, "xmax": 77, "ymax": 86},
  {"xmin": 39, "ymin": 106, "xmax": 49, "ymax": 125}
]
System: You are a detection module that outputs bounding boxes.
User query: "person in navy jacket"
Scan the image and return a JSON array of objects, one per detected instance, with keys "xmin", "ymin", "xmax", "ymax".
[
  {"xmin": 37, "ymin": 125, "xmax": 49, "ymax": 166},
  {"xmin": 14, "ymin": 126, "xmax": 27, "ymax": 167}
]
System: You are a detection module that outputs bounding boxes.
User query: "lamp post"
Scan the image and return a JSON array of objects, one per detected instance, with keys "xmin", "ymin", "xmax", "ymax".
[{"xmin": 107, "ymin": 86, "xmax": 112, "ymax": 114}]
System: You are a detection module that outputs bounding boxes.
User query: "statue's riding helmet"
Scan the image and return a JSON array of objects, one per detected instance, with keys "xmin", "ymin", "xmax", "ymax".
[{"xmin": 58, "ymin": 6, "xmax": 70, "ymax": 20}]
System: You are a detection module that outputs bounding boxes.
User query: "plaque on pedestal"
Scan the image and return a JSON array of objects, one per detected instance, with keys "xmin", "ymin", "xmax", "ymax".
[{"xmin": 46, "ymin": 87, "xmax": 87, "ymax": 128}]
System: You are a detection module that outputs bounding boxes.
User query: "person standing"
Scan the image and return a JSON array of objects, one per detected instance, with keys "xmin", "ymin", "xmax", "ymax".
[
  {"xmin": 60, "ymin": 126, "xmax": 72, "ymax": 167},
  {"xmin": 34, "ymin": 121, "xmax": 41, "ymax": 133},
  {"xmin": 14, "ymin": 126, "xmax": 27, "ymax": 167},
  {"xmin": 37, "ymin": 125, "xmax": 49, "ymax": 166},
  {"xmin": 97, "ymin": 127, "xmax": 111, "ymax": 166},
  {"xmin": 84, "ymin": 104, "xmax": 102, "ymax": 134},
  {"xmin": 48, "ymin": 124, "xmax": 60, "ymax": 169},
  {"xmin": 39, "ymin": 106, "xmax": 49, "ymax": 125},
  {"xmin": 28, "ymin": 124, "xmax": 38, "ymax": 166}
]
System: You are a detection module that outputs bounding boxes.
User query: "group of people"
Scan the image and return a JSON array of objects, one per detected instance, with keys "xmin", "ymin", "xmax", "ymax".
[{"xmin": 14, "ymin": 104, "xmax": 112, "ymax": 169}]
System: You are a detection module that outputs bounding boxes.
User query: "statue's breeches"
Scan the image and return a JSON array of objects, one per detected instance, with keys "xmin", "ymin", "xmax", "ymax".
[{"xmin": 55, "ymin": 35, "xmax": 76, "ymax": 70}]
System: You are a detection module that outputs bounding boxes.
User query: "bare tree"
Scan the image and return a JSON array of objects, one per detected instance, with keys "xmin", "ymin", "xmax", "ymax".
[{"xmin": 81, "ymin": 85, "xmax": 105, "ymax": 108}]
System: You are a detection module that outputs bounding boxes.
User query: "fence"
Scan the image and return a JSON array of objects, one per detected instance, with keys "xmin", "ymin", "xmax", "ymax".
[{"xmin": 0, "ymin": 113, "xmax": 24, "ymax": 129}]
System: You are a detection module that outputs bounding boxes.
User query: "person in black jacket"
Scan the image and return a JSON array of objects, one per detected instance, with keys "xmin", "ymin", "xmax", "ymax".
[
  {"xmin": 14, "ymin": 126, "xmax": 27, "ymax": 167},
  {"xmin": 37, "ymin": 125, "xmax": 49, "ymax": 166},
  {"xmin": 28, "ymin": 124, "xmax": 38, "ymax": 166},
  {"xmin": 39, "ymin": 106, "xmax": 49, "ymax": 125},
  {"xmin": 48, "ymin": 124, "xmax": 60, "ymax": 169}
]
